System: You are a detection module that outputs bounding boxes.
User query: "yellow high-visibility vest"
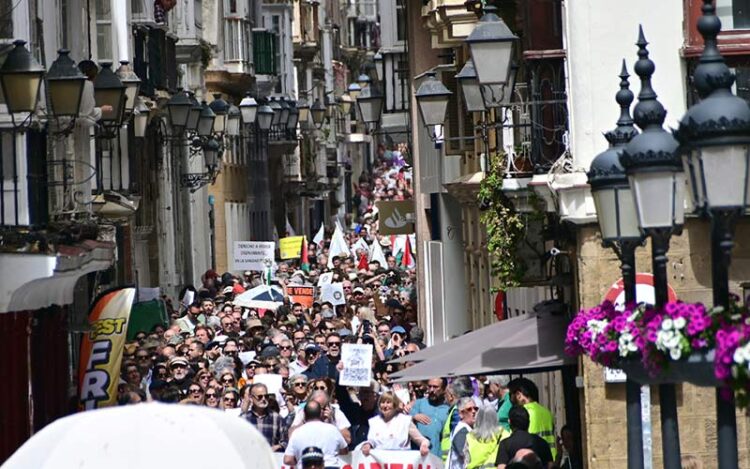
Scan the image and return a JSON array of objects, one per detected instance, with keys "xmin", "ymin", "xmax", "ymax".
[{"xmin": 525, "ymin": 401, "xmax": 557, "ymax": 460}]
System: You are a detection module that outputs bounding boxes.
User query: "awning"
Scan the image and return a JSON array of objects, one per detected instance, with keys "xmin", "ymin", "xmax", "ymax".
[
  {"xmin": 391, "ymin": 313, "xmax": 573, "ymax": 382},
  {"xmin": 8, "ymin": 260, "xmax": 112, "ymax": 312}
]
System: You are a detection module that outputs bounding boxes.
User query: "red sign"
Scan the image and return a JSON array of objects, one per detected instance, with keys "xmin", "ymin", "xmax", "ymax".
[{"xmin": 604, "ymin": 273, "xmax": 677, "ymax": 306}]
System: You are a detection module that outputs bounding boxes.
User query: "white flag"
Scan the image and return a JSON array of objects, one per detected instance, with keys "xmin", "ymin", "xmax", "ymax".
[
  {"xmin": 351, "ymin": 237, "xmax": 369, "ymax": 258},
  {"xmin": 327, "ymin": 224, "xmax": 350, "ymax": 268},
  {"xmin": 369, "ymin": 239, "xmax": 388, "ymax": 268},
  {"xmin": 285, "ymin": 216, "xmax": 296, "ymax": 237},
  {"xmin": 392, "ymin": 235, "xmax": 407, "ymax": 257},
  {"xmin": 313, "ymin": 223, "xmax": 325, "ymax": 248}
]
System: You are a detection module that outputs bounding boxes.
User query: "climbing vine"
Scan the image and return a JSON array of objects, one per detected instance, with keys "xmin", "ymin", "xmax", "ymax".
[{"xmin": 477, "ymin": 152, "xmax": 527, "ymax": 289}]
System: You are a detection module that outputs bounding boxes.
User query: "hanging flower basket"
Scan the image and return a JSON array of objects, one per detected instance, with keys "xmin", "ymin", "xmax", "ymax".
[{"xmin": 565, "ymin": 298, "xmax": 750, "ymax": 407}]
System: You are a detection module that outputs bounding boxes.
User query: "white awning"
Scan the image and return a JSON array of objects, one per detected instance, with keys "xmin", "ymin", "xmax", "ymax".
[{"xmin": 7, "ymin": 260, "xmax": 113, "ymax": 312}]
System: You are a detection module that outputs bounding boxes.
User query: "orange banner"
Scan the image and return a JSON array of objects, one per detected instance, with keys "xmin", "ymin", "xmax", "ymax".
[
  {"xmin": 288, "ymin": 285, "xmax": 315, "ymax": 308},
  {"xmin": 78, "ymin": 287, "xmax": 135, "ymax": 410}
]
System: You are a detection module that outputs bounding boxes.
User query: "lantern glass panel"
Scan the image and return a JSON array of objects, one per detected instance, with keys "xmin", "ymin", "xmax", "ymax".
[
  {"xmin": 213, "ymin": 113, "xmax": 226, "ymax": 133},
  {"xmin": 198, "ymin": 114, "xmax": 214, "ymax": 137},
  {"xmin": 593, "ymin": 186, "xmax": 640, "ymax": 242},
  {"xmin": 470, "ymin": 41, "xmax": 512, "ymax": 85},
  {"xmin": 48, "ymin": 80, "xmax": 84, "ymax": 116},
  {"xmin": 417, "ymin": 95, "xmax": 449, "ymax": 127},
  {"xmin": 682, "ymin": 150, "xmax": 704, "ymax": 213},
  {"xmin": 240, "ymin": 102, "xmax": 257, "ymax": 124},
  {"xmin": 629, "ymin": 171, "xmax": 686, "ymax": 230},
  {"xmin": 699, "ymin": 145, "xmax": 750, "ymax": 210},
  {"xmin": 257, "ymin": 108, "xmax": 274, "ymax": 130},
  {"xmin": 2, "ymin": 73, "xmax": 42, "ymax": 113},
  {"xmin": 95, "ymin": 88, "xmax": 124, "ymax": 122},
  {"xmin": 460, "ymin": 76, "xmax": 485, "ymax": 113},
  {"xmin": 134, "ymin": 112, "xmax": 148, "ymax": 137}
]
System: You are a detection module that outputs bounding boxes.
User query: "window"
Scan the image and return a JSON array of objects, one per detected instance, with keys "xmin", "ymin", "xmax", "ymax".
[
  {"xmin": 95, "ymin": 0, "xmax": 113, "ymax": 61},
  {"xmin": 716, "ymin": 0, "xmax": 750, "ymax": 30},
  {"xmin": 253, "ymin": 30, "xmax": 277, "ymax": 74},
  {"xmin": 396, "ymin": 0, "xmax": 406, "ymax": 42},
  {"xmin": 0, "ymin": 0, "xmax": 13, "ymax": 39}
]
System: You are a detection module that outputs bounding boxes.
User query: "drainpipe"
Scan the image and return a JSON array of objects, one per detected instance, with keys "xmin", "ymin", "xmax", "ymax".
[{"xmin": 111, "ymin": 0, "xmax": 129, "ymax": 63}]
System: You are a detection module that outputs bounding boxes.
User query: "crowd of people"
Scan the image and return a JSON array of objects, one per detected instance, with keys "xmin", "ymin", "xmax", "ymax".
[{"xmin": 115, "ymin": 152, "xmax": 581, "ymax": 469}]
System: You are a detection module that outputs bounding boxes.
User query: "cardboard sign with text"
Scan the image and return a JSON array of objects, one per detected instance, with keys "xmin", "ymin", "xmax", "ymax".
[
  {"xmin": 279, "ymin": 236, "xmax": 304, "ymax": 259},
  {"xmin": 288, "ymin": 285, "xmax": 315, "ymax": 308},
  {"xmin": 233, "ymin": 241, "xmax": 275, "ymax": 271}
]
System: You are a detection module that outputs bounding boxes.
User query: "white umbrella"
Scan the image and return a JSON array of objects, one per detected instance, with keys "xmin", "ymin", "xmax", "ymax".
[
  {"xmin": 2, "ymin": 403, "xmax": 276, "ymax": 469},
  {"xmin": 233, "ymin": 284, "xmax": 285, "ymax": 310}
]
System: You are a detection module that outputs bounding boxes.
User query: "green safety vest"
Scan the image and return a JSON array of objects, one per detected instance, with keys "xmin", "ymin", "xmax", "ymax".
[
  {"xmin": 465, "ymin": 429, "xmax": 510, "ymax": 469},
  {"xmin": 525, "ymin": 401, "xmax": 557, "ymax": 460},
  {"xmin": 440, "ymin": 405, "xmax": 456, "ymax": 461}
]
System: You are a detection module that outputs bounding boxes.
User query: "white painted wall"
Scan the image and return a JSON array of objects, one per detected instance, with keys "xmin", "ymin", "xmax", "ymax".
[{"xmin": 565, "ymin": 0, "xmax": 687, "ymax": 171}]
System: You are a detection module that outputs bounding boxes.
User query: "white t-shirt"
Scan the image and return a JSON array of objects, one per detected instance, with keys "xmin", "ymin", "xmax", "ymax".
[
  {"xmin": 291, "ymin": 402, "xmax": 351, "ymax": 430},
  {"xmin": 285, "ymin": 420, "xmax": 347, "ymax": 469}
]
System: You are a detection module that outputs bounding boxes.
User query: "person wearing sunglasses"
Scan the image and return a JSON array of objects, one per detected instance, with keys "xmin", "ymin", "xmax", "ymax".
[
  {"xmin": 445, "ymin": 397, "xmax": 478, "ymax": 469},
  {"xmin": 289, "ymin": 390, "xmax": 352, "ymax": 446},
  {"xmin": 186, "ymin": 383, "xmax": 205, "ymax": 404},
  {"xmin": 243, "ymin": 383, "xmax": 287, "ymax": 451},
  {"xmin": 221, "ymin": 388, "xmax": 240, "ymax": 415},
  {"xmin": 204, "ymin": 387, "xmax": 220, "ymax": 408}
]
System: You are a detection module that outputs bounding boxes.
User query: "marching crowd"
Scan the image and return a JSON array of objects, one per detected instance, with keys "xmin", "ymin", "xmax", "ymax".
[{"xmin": 116, "ymin": 149, "xmax": 581, "ymax": 469}]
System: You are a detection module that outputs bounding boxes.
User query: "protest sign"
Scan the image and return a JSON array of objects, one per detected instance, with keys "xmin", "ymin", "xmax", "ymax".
[
  {"xmin": 288, "ymin": 285, "xmax": 315, "ymax": 308},
  {"xmin": 279, "ymin": 236, "xmax": 304, "ymax": 259},
  {"xmin": 253, "ymin": 373, "xmax": 283, "ymax": 396},
  {"xmin": 272, "ymin": 450, "xmax": 442, "ymax": 469},
  {"xmin": 79, "ymin": 287, "xmax": 136, "ymax": 410},
  {"xmin": 339, "ymin": 343, "xmax": 373, "ymax": 387},
  {"xmin": 317, "ymin": 272, "xmax": 333, "ymax": 286},
  {"xmin": 233, "ymin": 241, "xmax": 275, "ymax": 271},
  {"xmin": 321, "ymin": 282, "xmax": 346, "ymax": 306}
]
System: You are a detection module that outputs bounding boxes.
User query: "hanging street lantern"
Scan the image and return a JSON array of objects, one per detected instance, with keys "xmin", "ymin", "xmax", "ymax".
[
  {"xmin": 209, "ymin": 93, "xmax": 229, "ymax": 134},
  {"xmin": 455, "ymin": 61, "xmax": 485, "ymax": 114},
  {"xmin": 356, "ymin": 85, "xmax": 384, "ymax": 130},
  {"xmin": 94, "ymin": 62, "xmax": 127, "ymax": 129},
  {"xmin": 197, "ymin": 100, "xmax": 216, "ymax": 138},
  {"xmin": 311, "ymin": 99, "xmax": 326, "ymax": 128},
  {"xmin": 226, "ymin": 104, "xmax": 240, "ymax": 137},
  {"xmin": 133, "ymin": 96, "xmax": 150, "ymax": 138},
  {"xmin": 46, "ymin": 49, "xmax": 86, "ymax": 118},
  {"xmin": 415, "ymin": 71, "xmax": 451, "ymax": 129},
  {"xmin": 256, "ymin": 103, "xmax": 274, "ymax": 131},
  {"xmin": 167, "ymin": 90, "xmax": 192, "ymax": 131},
  {"xmin": 116, "ymin": 60, "xmax": 141, "ymax": 116},
  {"xmin": 0, "ymin": 39, "xmax": 45, "ymax": 117},
  {"xmin": 239, "ymin": 93, "xmax": 258, "ymax": 125}
]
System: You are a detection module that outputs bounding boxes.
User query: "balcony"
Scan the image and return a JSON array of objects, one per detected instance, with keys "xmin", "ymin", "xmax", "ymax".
[
  {"xmin": 224, "ymin": 16, "xmax": 253, "ymax": 75},
  {"xmin": 175, "ymin": 0, "xmax": 204, "ymax": 63}
]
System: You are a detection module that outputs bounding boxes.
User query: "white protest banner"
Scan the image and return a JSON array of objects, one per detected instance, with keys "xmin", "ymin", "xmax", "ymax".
[
  {"xmin": 233, "ymin": 241, "xmax": 275, "ymax": 271},
  {"xmin": 272, "ymin": 450, "xmax": 441, "ymax": 469},
  {"xmin": 339, "ymin": 343, "xmax": 373, "ymax": 387},
  {"xmin": 253, "ymin": 373, "xmax": 283, "ymax": 396},
  {"xmin": 317, "ymin": 272, "xmax": 334, "ymax": 286},
  {"xmin": 321, "ymin": 282, "xmax": 346, "ymax": 306}
]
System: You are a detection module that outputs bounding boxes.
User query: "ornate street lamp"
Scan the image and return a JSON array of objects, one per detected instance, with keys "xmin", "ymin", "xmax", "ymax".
[
  {"xmin": 279, "ymin": 97, "xmax": 290, "ymax": 129},
  {"xmin": 166, "ymin": 89, "xmax": 192, "ymax": 131},
  {"xmin": 311, "ymin": 99, "xmax": 326, "ymax": 128},
  {"xmin": 674, "ymin": 2, "xmax": 750, "ymax": 467},
  {"xmin": 46, "ymin": 49, "xmax": 86, "ymax": 118},
  {"xmin": 465, "ymin": 6, "xmax": 517, "ymax": 109},
  {"xmin": 116, "ymin": 60, "xmax": 141, "ymax": 116},
  {"xmin": 620, "ymin": 27, "xmax": 685, "ymax": 469},
  {"xmin": 197, "ymin": 100, "xmax": 216, "ymax": 138},
  {"xmin": 203, "ymin": 137, "xmax": 220, "ymax": 171},
  {"xmin": 339, "ymin": 93, "xmax": 354, "ymax": 115},
  {"xmin": 269, "ymin": 97, "xmax": 282, "ymax": 126},
  {"xmin": 256, "ymin": 103, "xmax": 274, "ymax": 131},
  {"xmin": 186, "ymin": 92, "xmax": 202, "ymax": 133},
  {"xmin": 357, "ymin": 73, "xmax": 371, "ymax": 89},
  {"xmin": 133, "ymin": 96, "xmax": 149, "ymax": 138},
  {"xmin": 347, "ymin": 82, "xmax": 362, "ymax": 100},
  {"xmin": 94, "ymin": 62, "xmax": 127, "ymax": 130},
  {"xmin": 226, "ymin": 104, "xmax": 240, "ymax": 137},
  {"xmin": 240, "ymin": 93, "xmax": 258, "ymax": 125},
  {"xmin": 297, "ymin": 99, "xmax": 310, "ymax": 124},
  {"xmin": 0, "ymin": 39, "xmax": 45, "ymax": 121},
  {"xmin": 588, "ymin": 62, "xmax": 644, "ymax": 469},
  {"xmin": 455, "ymin": 61, "xmax": 486, "ymax": 113},
  {"xmin": 209, "ymin": 93, "xmax": 229, "ymax": 134},
  {"xmin": 356, "ymin": 85, "xmax": 384, "ymax": 131},
  {"xmin": 373, "ymin": 52, "xmax": 384, "ymax": 83},
  {"xmin": 287, "ymin": 101, "xmax": 299, "ymax": 129},
  {"xmin": 415, "ymin": 71, "xmax": 451, "ymax": 132}
]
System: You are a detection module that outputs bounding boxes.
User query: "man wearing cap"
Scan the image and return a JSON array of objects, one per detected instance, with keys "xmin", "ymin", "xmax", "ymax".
[
  {"xmin": 167, "ymin": 356, "xmax": 191, "ymax": 397},
  {"xmin": 284, "ymin": 400, "xmax": 347, "ymax": 469},
  {"xmin": 175, "ymin": 301, "xmax": 206, "ymax": 335},
  {"xmin": 243, "ymin": 383, "xmax": 287, "ymax": 451}
]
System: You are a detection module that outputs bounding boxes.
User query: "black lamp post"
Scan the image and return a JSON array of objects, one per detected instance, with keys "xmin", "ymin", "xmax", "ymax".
[
  {"xmin": 620, "ymin": 27, "xmax": 685, "ymax": 469},
  {"xmin": 256, "ymin": 103, "xmax": 274, "ymax": 132},
  {"xmin": 674, "ymin": 2, "xmax": 750, "ymax": 467},
  {"xmin": 588, "ymin": 61, "xmax": 644, "ymax": 469},
  {"xmin": 197, "ymin": 100, "xmax": 216, "ymax": 138},
  {"xmin": 415, "ymin": 71, "xmax": 452, "ymax": 139},
  {"xmin": 46, "ymin": 49, "xmax": 86, "ymax": 119},
  {"xmin": 166, "ymin": 90, "xmax": 192, "ymax": 133},
  {"xmin": 0, "ymin": 39, "xmax": 45, "ymax": 128},
  {"xmin": 356, "ymin": 85, "xmax": 384, "ymax": 132},
  {"xmin": 94, "ymin": 62, "xmax": 127, "ymax": 131},
  {"xmin": 465, "ymin": 6, "xmax": 517, "ymax": 108},
  {"xmin": 209, "ymin": 93, "xmax": 229, "ymax": 134},
  {"xmin": 311, "ymin": 99, "xmax": 326, "ymax": 129}
]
